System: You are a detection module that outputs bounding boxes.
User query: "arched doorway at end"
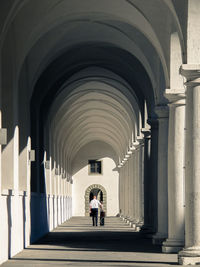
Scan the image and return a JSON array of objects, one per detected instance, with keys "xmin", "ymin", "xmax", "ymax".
[{"xmin": 85, "ymin": 184, "xmax": 107, "ymax": 216}]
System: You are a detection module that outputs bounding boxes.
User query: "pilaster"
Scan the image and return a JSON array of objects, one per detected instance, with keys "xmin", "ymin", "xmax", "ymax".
[
  {"xmin": 162, "ymin": 89, "xmax": 185, "ymax": 253},
  {"xmin": 147, "ymin": 118, "xmax": 158, "ymax": 235},
  {"xmin": 140, "ymin": 128, "xmax": 152, "ymax": 233},
  {"xmin": 178, "ymin": 64, "xmax": 200, "ymax": 265},
  {"xmin": 152, "ymin": 105, "xmax": 169, "ymax": 244}
]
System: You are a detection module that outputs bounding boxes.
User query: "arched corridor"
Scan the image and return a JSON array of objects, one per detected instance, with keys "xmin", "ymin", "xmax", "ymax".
[{"xmin": 0, "ymin": 0, "xmax": 200, "ymax": 265}]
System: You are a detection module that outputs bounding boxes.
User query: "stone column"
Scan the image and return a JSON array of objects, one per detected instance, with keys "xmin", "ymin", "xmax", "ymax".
[
  {"xmin": 148, "ymin": 119, "xmax": 159, "ymax": 234},
  {"xmin": 162, "ymin": 89, "xmax": 185, "ymax": 253},
  {"xmin": 129, "ymin": 146, "xmax": 136, "ymax": 226},
  {"xmin": 118, "ymin": 165, "xmax": 123, "ymax": 216},
  {"xmin": 134, "ymin": 147, "xmax": 140, "ymax": 225},
  {"xmin": 126, "ymin": 150, "xmax": 132, "ymax": 222},
  {"xmin": 128, "ymin": 149, "xmax": 134, "ymax": 222},
  {"xmin": 124, "ymin": 159, "xmax": 129, "ymax": 218},
  {"xmin": 122, "ymin": 164, "xmax": 126, "ymax": 217},
  {"xmin": 120, "ymin": 164, "xmax": 125, "ymax": 217},
  {"xmin": 137, "ymin": 138, "xmax": 144, "ymax": 227},
  {"xmin": 141, "ymin": 129, "xmax": 152, "ymax": 232},
  {"xmin": 122, "ymin": 161, "xmax": 126, "ymax": 218},
  {"xmin": 131, "ymin": 141, "xmax": 140, "ymax": 228},
  {"xmin": 153, "ymin": 106, "xmax": 169, "ymax": 244},
  {"xmin": 178, "ymin": 64, "xmax": 200, "ymax": 265}
]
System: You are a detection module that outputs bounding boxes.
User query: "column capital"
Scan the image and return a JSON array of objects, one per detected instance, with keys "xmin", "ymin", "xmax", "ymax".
[
  {"xmin": 133, "ymin": 140, "xmax": 140, "ymax": 148},
  {"xmin": 164, "ymin": 89, "xmax": 186, "ymax": 106},
  {"xmin": 154, "ymin": 105, "xmax": 169, "ymax": 119},
  {"xmin": 137, "ymin": 136, "xmax": 144, "ymax": 146},
  {"xmin": 129, "ymin": 145, "xmax": 136, "ymax": 151},
  {"xmin": 127, "ymin": 149, "xmax": 133, "ymax": 155},
  {"xmin": 129, "ymin": 141, "xmax": 140, "ymax": 152},
  {"xmin": 181, "ymin": 64, "xmax": 200, "ymax": 86},
  {"xmin": 141, "ymin": 128, "xmax": 151, "ymax": 138}
]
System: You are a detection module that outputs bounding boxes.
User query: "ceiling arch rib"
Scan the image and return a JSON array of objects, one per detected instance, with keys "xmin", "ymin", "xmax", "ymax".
[
  {"xmin": 5, "ymin": 0, "xmax": 179, "ymax": 110},
  {"xmin": 57, "ymin": 114, "xmax": 131, "ymax": 151},
  {"xmin": 49, "ymin": 68, "xmax": 141, "ymax": 142},
  {"xmin": 11, "ymin": 0, "xmax": 166, "ymax": 76},
  {"xmin": 50, "ymin": 75, "xmax": 141, "ymax": 152},
  {"xmin": 66, "ymin": 128, "xmax": 126, "ymax": 163},
  {"xmin": 48, "ymin": 72, "xmax": 141, "ymax": 169},
  {"xmin": 51, "ymin": 71, "xmax": 141, "ymax": 124},
  {"xmin": 51, "ymin": 97, "xmax": 136, "ymax": 165},
  {"xmin": 53, "ymin": 96, "xmax": 136, "ymax": 147},
  {"xmin": 26, "ymin": 20, "xmax": 159, "ymax": 97},
  {"xmin": 2, "ymin": 0, "xmax": 184, "ymax": 84}
]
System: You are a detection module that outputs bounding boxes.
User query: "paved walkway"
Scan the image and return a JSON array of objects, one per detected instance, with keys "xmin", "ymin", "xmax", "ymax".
[{"xmin": 2, "ymin": 217, "xmax": 180, "ymax": 267}]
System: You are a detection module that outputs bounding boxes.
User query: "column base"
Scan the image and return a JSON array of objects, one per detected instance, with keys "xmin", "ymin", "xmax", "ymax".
[
  {"xmin": 126, "ymin": 217, "xmax": 132, "ymax": 223},
  {"xmin": 124, "ymin": 217, "xmax": 131, "ymax": 224},
  {"xmin": 121, "ymin": 215, "xmax": 126, "ymax": 221},
  {"xmin": 129, "ymin": 219, "xmax": 138, "ymax": 230},
  {"xmin": 121, "ymin": 216, "xmax": 135, "ymax": 227},
  {"xmin": 178, "ymin": 247, "xmax": 200, "ymax": 265},
  {"xmin": 162, "ymin": 238, "xmax": 184, "ymax": 253},
  {"xmin": 152, "ymin": 232, "xmax": 167, "ymax": 245},
  {"xmin": 130, "ymin": 222, "xmax": 136, "ymax": 230},
  {"xmin": 136, "ymin": 221, "xmax": 143, "ymax": 232}
]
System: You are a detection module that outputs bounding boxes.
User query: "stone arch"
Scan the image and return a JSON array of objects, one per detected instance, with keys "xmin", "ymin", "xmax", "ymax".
[{"xmin": 85, "ymin": 184, "xmax": 107, "ymax": 216}]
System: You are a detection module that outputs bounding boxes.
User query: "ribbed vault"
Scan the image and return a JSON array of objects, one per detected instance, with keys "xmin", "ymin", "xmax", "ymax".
[{"xmin": 46, "ymin": 67, "xmax": 142, "ymax": 179}]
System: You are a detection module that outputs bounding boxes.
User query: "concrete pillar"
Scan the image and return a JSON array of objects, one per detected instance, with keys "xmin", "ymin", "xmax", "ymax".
[
  {"xmin": 134, "ymin": 148, "xmax": 139, "ymax": 223},
  {"xmin": 132, "ymin": 141, "xmax": 140, "ymax": 227},
  {"xmin": 162, "ymin": 89, "xmax": 185, "ymax": 253},
  {"xmin": 124, "ymin": 159, "xmax": 129, "ymax": 218},
  {"xmin": 178, "ymin": 65, "xmax": 200, "ymax": 265},
  {"xmin": 118, "ymin": 166, "xmax": 122, "ymax": 216},
  {"xmin": 128, "ymin": 150, "xmax": 133, "ymax": 220},
  {"xmin": 121, "ymin": 164, "xmax": 125, "ymax": 217},
  {"xmin": 153, "ymin": 106, "xmax": 169, "ymax": 244},
  {"xmin": 122, "ymin": 165, "xmax": 125, "ymax": 217},
  {"xmin": 141, "ymin": 129, "xmax": 152, "ymax": 232},
  {"xmin": 148, "ymin": 119, "xmax": 158, "ymax": 234},
  {"xmin": 135, "ymin": 147, "xmax": 140, "ymax": 225},
  {"xmin": 129, "ymin": 146, "xmax": 136, "ymax": 225},
  {"xmin": 129, "ymin": 149, "xmax": 135, "ymax": 222},
  {"xmin": 137, "ymin": 138, "xmax": 144, "ymax": 226}
]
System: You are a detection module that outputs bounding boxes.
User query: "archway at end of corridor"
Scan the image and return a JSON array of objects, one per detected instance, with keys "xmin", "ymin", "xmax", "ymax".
[{"xmin": 85, "ymin": 184, "xmax": 107, "ymax": 216}]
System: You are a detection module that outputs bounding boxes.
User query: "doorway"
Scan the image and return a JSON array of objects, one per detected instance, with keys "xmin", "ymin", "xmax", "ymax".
[{"xmin": 85, "ymin": 184, "xmax": 107, "ymax": 215}]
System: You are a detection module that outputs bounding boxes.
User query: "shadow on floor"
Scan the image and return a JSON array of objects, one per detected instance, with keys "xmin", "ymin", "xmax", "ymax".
[
  {"xmin": 34, "ymin": 230, "xmax": 161, "ymax": 253},
  {"xmin": 10, "ymin": 257, "xmax": 178, "ymax": 265},
  {"xmin": 2, "ymin": 218, "xmax": 178, "ymax": 266}
]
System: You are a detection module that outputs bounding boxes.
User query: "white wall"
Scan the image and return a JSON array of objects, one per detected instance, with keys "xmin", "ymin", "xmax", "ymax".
[
  {"xmin": 72, "ymin": 141, "xmax": 119, "ymax": 216},
  {"xmin": 0, "ymin": 192, "xmax": 30, "ymax": 264},
  {"xmin": 0, "ymin": 190, "xmax": 72, "ymax": 265}
]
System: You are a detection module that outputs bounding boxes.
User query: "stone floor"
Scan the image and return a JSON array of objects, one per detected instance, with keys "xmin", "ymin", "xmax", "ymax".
[{"xmin": 2, "ymin": 217, "xmax": 182, "ymax": 267}]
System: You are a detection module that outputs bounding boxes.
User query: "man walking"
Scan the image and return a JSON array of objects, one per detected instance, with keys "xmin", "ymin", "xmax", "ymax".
[{"xmin": 89, "ymin": 195, "xmax": 102, "ymax": 226}]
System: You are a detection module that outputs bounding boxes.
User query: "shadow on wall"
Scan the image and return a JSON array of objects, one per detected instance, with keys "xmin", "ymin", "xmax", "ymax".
[
  {"xmin": 30, "ymin": 157, "xmax": 49, "ymax": 243},
  {"xmin": 30, "ymin": 192, "xmax": 49, "ymax": 243}
]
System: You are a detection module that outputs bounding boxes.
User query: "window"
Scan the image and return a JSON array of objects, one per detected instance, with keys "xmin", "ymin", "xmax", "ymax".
[{"xmin": 88, "ymin": 160, "xmax": 102, "ymax": 174}]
